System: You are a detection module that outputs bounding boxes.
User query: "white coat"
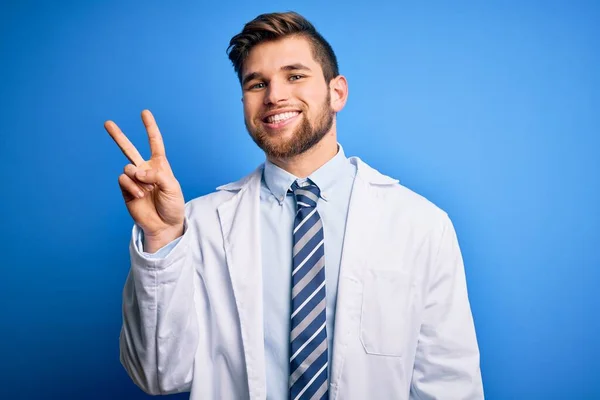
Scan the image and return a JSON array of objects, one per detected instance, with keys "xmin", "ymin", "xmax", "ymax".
[{"xmin": 119, "ymin": 156, "xmax": 484, "ymax": 399}]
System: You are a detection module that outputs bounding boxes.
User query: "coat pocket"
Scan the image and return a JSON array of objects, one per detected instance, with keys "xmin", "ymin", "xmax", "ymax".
[{"xmin": 360, "ymin": 268, "xmax": 412, "ymax": 357}]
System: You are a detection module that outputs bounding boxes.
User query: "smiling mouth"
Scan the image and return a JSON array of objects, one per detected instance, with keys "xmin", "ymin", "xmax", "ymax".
[{"xmin": 262, "ymin": 111, "xmax": 301, "ymax": 125}]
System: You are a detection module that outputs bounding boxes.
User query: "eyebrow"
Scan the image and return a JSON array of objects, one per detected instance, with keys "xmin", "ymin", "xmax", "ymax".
[{"xmin": 241, "ymin": 63, "xmax": 312, "ymax": 87}]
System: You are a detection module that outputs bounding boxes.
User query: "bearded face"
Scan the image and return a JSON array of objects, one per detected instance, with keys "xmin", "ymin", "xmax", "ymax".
[
  {"xmin": 241, "ymin": 36, "xmax": 336, "ymax": 160},
  {"xmin": 245, "ymin": 91, "xmax": 334, "ymax": 159}
]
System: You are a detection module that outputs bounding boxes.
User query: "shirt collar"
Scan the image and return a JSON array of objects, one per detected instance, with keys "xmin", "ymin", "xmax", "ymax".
[{"xmin": 263, "ymin": 144, "xmax": 351, "ymax": 203}]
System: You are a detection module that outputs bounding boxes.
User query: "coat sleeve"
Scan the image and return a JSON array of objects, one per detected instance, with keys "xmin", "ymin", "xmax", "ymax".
[
  {"xmin": 410, "ymin": 215, "xmax": 484, "ymax": 399},
  {"xmin": 119, "ymin": 217, "xmax": 199, "ymax": 395}
]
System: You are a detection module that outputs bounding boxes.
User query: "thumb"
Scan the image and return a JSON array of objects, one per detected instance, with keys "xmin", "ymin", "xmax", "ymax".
[{"xmin": 135, "ymin": 168, "xmax": 177, "ymax": 191}]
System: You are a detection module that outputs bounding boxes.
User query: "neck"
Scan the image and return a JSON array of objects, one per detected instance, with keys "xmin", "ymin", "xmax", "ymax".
[{"xmin": 268, "ymin": 127, "xmax": 338, "ymax": 178}]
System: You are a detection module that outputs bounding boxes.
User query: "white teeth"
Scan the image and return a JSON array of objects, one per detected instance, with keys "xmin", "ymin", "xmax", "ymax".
[{"xmin": 267, "ymin": 111, "xmax": 299, "ymax": 123}]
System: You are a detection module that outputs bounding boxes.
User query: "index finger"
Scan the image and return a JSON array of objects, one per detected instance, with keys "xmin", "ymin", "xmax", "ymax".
[
  {"xmin": 104, "ymin": 120, "xmax": 146, "ymax": 167},
  {"xmin": 141, "ymin": 110, "xmax": 166, "ymax": 158}
]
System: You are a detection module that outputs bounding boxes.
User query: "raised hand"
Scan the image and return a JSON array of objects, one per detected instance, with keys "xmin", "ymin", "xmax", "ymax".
[{"xmin": 105, "ymin": 110, "xmax": 185, "ymax": 252}]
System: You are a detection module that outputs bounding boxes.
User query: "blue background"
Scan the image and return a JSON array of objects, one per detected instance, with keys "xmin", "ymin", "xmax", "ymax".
[{"xmin": 1, "ymin": 1, "xmax": 598, "ymax": 399}]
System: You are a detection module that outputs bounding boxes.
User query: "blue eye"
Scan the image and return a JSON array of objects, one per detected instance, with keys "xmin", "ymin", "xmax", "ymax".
[{"xmin": 250, "ymin": 82, "xmax": 265, "ymax": 90}]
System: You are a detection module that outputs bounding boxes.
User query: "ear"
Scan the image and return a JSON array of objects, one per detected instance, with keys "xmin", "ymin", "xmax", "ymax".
[{"xmin": 329, "ymin": 75, "xmax": 348, "ymax": 112}]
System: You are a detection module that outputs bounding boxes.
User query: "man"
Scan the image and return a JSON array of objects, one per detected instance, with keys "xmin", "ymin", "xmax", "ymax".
[{"xmin": 106, "ymin": 11, "xmax": 484, "ymax": 400}]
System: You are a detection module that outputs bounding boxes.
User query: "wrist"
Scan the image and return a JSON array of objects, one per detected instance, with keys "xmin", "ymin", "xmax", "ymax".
[{"xmin": 143, "ymin": 224, "xmax": 184, "ymax": 253}]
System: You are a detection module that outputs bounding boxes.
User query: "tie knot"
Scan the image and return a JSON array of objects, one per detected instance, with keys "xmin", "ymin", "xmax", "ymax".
[{"xmin": 290, "ymin": 180, "xmax": 320, "ymax": 209}]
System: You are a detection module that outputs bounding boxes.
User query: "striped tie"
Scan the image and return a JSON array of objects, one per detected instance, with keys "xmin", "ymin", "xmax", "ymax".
[{"xmin": 288, "ymin": 180, "xmax": 328, "ymax": 400}]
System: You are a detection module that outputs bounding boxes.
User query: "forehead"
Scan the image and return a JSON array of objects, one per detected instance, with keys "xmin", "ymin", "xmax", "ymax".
[{"xmin": 242, "ymin": 36, "xmax": 320, "ymax": 76}]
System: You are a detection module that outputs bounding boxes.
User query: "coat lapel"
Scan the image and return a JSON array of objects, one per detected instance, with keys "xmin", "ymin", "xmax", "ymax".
[
  {"xmin": 329, "ymin": 157, "xmax": 399, "ymax": 399},
  {"xmin": 217, "ymin": 166, "xmax": 267, "ymax": 399}
]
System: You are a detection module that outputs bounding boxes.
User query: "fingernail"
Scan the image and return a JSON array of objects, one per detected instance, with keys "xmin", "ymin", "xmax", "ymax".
[
  {"xmin": 145, "ymin": 184, "xmax": 154, "ymax": 191},
  {"xmin": 137, "ymin": 191, "xmax": 144, "ymax": 198}
]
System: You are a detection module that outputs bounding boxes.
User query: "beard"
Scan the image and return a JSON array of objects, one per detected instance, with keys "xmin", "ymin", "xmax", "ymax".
[{"xmin": 245, "ymin": 92, "xmax": 335, "ymax": 159}]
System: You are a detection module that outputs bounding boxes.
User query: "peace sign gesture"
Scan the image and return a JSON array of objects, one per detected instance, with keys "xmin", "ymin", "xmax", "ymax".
[{"xmin": 105, "ymin": 110, "xmax": 185, "ymax": 252}]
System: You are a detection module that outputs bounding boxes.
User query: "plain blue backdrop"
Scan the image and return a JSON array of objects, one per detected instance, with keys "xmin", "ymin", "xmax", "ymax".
[{"xmin": 0, "ymin": 0, "xmax": 598, "ymax": 399}]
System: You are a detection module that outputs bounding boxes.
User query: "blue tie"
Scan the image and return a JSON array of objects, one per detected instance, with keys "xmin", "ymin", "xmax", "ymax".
[{"xmin": 288, "ymin": 180, "xmax": 329, "ymax": 400}]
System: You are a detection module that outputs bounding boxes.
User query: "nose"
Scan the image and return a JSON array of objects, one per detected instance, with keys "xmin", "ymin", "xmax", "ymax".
[{"xmin": 263, "ymin": 79, "xmax": 290, "ymax": 105}]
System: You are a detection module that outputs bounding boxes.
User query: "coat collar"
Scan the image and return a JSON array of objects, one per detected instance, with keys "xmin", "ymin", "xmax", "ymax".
[{"xmin": 215, "ymin": 157, "xmax": 398, "ymax": 193}]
